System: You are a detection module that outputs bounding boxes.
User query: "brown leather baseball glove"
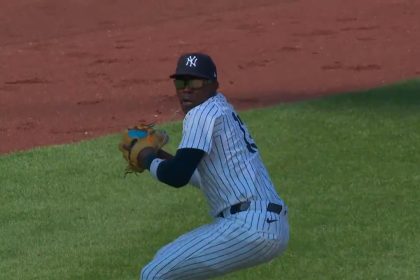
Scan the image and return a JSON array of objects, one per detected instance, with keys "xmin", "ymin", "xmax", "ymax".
[{"xmin": 118, "ymin": 123, "xmax": 169, "ymax": 175}]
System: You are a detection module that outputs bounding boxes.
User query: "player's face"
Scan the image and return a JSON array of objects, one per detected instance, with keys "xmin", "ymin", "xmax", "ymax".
[{"xmin": 174, "ymin": 76, "xmax": 218, "ymax": 114}]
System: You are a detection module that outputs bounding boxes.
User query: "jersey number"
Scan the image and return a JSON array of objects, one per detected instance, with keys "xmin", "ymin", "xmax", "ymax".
[{"xmin": 232, "ymin": 112, "xmax": 258, "ymax": 153}]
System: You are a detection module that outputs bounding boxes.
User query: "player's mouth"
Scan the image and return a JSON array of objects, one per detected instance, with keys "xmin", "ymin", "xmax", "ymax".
[{"xmin": 181, "ymin": 99, "xmax": 193, "ymax": 106}]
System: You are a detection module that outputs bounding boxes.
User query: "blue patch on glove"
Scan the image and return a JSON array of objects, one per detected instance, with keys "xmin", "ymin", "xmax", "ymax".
[{"xmin": 128, "ymin": 129, "xmax": 147, "ymax": 139}]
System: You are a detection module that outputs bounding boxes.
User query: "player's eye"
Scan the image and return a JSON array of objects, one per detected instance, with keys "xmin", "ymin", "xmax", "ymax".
[
  {"xmin": 174, "ymin": 79, "xmax": 209, "ymax": 90},
  {"xmin": 174, "ymin": 79, "xmax": 187, "ymax": 90},
  {"xmin": 190, "ymin": 79, "xmax": 207, "ymax": 89}
]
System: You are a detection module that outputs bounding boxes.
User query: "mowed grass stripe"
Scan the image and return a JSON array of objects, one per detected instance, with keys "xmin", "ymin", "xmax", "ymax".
[{"xmin": 1, "ymin": 80, "xmax": 419, "ymax": 279}]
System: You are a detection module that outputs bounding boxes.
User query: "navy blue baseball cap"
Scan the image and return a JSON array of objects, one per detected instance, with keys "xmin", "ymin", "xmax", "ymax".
[{"xmin": 170, "ymin": 53, "xmax": 217, "ymax": 80}]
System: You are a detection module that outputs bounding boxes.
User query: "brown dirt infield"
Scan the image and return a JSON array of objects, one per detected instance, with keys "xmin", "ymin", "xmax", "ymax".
[{"xmin": 1, "ymin": 0, "xmax": 419, "ymax": 154}]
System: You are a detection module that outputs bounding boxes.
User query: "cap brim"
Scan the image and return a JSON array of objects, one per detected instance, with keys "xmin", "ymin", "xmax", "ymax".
[{"xmin": 169, "ymin": 72, "xmax": 215, "ymax": 80}]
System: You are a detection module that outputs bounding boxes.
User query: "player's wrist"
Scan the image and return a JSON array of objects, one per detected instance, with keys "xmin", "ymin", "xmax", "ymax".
[{"xmin": 157, "ymin": 149, "xmax": 174, "ymax": 160}]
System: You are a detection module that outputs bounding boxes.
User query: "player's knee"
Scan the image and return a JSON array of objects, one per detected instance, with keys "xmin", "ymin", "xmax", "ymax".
[
  {"xmin": 140, "ymin": 264, "xmax": 153, "ymax": 280},
  {"xmin": 140, "ymin": 262, "xmax": 165, "ymax": 280}
]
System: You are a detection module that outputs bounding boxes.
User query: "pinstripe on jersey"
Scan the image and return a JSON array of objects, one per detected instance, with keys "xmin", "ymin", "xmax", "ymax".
[{"xmin": 179, "ymin": 93, "xmax": 283, "ymax": 217}]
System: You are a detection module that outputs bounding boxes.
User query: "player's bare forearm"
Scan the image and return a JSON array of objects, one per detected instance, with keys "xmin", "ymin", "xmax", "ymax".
[{"xmin": 157, "ymin": 149, "xmax": 174, "ymax": 160}]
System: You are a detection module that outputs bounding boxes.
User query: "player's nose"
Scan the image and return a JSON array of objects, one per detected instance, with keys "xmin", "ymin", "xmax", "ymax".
[
  {"xmin": 182, "ymin": 85, "xmax": 193, "ymax": 92},
  {"xmin": 181, "ymin": 89, "xmax": 193, "ymax": 99}
]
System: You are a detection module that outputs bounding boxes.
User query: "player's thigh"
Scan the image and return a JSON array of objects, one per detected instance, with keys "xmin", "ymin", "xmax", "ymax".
[
  {"xmin": 141, "ymin": 214, "xmax": 289, "ymax": 280},
  {"xmin": 167, "ymin": 225, "xmax": 284, "ymax": 279},
  {"xmin": 171, "ymin": 212, "xmax": 290, "ymax": 279},
  {"xmin": 141, "ymin": 220, "xmax": 226, "ymax": 280},
  {"xmin": 142, "ymin": 218, "xmax": 283, "ymax": 280}
]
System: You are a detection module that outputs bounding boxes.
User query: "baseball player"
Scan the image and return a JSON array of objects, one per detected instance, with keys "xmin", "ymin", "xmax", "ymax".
[{"xmin": 136, "ymin": 53, "xmax": 289, "ymax": 279}]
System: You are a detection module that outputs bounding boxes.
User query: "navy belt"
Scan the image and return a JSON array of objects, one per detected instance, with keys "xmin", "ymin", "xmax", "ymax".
[{"xmin": 217, "ymin": 202, "xmax": 283, "ymax": 218}]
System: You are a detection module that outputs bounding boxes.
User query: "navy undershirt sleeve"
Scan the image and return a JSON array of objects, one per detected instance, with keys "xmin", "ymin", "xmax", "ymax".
[{"xmin": 156, "ymin": 148, "xmax": 205, "ymax": 188}]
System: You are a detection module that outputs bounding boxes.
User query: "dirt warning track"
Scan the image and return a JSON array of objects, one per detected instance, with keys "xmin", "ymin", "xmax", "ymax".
[{"xmin": 1, "ymin": 0, "xmax": 419, "ymax": 154}]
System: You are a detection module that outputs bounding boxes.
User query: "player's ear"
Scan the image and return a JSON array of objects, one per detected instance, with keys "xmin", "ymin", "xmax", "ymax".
[{"xmin": 207, "ymin": 80, "xmax": 218, "ymax": 97}]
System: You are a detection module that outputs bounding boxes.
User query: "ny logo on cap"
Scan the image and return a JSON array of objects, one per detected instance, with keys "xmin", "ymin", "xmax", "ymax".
[{"xmin": 186, "ymin": 56, "xmax": 198, "ymax": 67}]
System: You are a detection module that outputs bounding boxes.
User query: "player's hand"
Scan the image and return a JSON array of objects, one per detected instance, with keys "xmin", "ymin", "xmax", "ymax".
[
  {"xmin": 118, "ymin": 124, "xmax": 169, "ymax": 175},
  {"xmin": 136, "ymin": 146, "xmax": 157, "ymax": 169}
]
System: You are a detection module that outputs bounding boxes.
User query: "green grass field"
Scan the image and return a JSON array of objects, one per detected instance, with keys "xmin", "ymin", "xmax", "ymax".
[{"xmin": 1, "ymin": 80, "xmax": 419, "ymax": 279}]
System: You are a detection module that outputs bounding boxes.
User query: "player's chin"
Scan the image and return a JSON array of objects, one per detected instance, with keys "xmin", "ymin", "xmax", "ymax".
[{"xmin": 180, "ymin": 102, "xmax": 194, "ymax": 113}]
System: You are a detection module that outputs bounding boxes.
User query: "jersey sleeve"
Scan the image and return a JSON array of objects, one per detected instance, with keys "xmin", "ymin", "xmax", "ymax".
[{"xmin": 178, "ymin": 104, "xmax": 221, "ymax": 153}]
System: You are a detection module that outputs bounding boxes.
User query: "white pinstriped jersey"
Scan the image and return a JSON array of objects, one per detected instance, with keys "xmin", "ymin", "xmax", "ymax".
[{"xmin": 179, "ymin": 92, "xmax": 283, "ymax": 216}]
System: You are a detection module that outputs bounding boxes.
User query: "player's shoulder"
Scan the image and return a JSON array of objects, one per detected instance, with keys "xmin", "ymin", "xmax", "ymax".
[{"xmin": 185, "ymin": 93, "xmax": 226, "ymax": 120}]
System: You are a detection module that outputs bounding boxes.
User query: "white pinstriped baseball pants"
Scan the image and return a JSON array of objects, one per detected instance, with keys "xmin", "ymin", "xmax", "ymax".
[{"xmin": 140, "ymin": 201, "xmax": 289, "ymax": 280}]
